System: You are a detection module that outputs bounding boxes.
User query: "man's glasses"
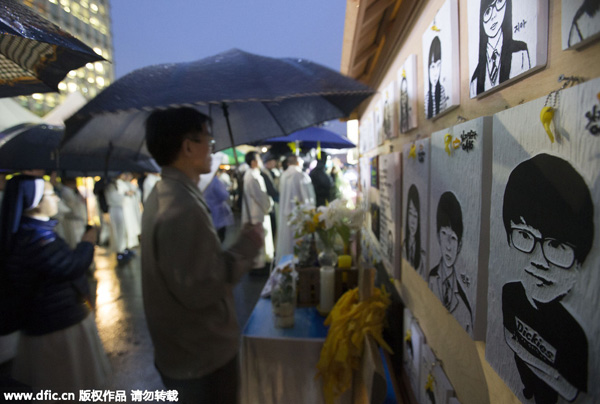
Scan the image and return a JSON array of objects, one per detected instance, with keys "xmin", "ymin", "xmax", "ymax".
[
  {"xmin": 483, "ymin": 0, "xmax": 506, "ymax": 22},
  {"xmin": 188, "ymin": 137, "xmax": 216, "ymax": 151},
  {"xmin": 510, "ymin": 227, "xmax": 575, "ymax": 269}
]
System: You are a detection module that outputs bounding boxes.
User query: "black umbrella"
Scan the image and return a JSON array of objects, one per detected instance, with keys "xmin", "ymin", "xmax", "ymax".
[
  {"xmin": 61, "ymin": 48, "xmax": 374, "ymax": 165},
  {"xmin": 0, "ymin": 123, "xmax": 159, "ymax": 175},
  {"xmin": 0, "ymin": 0, "xmax": 104, "ymax": 97}
]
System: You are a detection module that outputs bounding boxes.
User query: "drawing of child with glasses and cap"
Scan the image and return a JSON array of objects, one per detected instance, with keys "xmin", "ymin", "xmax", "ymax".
[{"xmin": 502, "ymin": 153, "xmax": 593, "ymax": 403}]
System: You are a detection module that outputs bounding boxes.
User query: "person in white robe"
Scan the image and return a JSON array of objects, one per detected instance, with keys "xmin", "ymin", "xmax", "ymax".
[
  {"xmin": 242, "ymin": 151, "xmax": 274, "ymax": 270},
  {"xmin": 55, "ymin": 178, "xmax": 88, "ymax": 250},
  {"xmin": 275, "ymin": 155, "xmax": 316, "ymax": 264},
  {"xmin": 117, "ymin": 173, "xmax": 142, "ymax": 250},
  {"xmin": 104, "ymin": 177, "xmax": 127, "ymax": 262}
]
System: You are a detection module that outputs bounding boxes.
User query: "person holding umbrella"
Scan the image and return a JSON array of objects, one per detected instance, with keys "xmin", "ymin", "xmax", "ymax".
[{"xmin": 141, "ymin": 107, "xmax": 263, "ymax": 403}]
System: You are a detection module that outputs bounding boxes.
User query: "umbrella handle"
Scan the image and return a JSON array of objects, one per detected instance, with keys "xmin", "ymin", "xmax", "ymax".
[{"xmin": 222, "ymin": 102, "xmax": 253, "ymax": 225}]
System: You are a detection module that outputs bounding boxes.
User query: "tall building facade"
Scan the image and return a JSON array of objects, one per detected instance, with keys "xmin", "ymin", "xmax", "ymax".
[{"xmin": 18, "ymin": 0, "xmax": 114, "ymax": 116}]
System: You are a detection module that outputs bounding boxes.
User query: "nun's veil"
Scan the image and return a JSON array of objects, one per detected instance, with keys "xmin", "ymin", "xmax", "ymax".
[{"xmin": 0, "ymin": 175, "xmax": 45, "ymax": 257}]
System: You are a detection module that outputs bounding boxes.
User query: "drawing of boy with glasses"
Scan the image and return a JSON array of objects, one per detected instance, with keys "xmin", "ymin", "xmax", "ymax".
[{"xmin": 502, "ymin": 153, "xmax": 593, "ymax": 403}]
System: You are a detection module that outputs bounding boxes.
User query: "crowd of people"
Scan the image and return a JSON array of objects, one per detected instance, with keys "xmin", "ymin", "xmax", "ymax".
[{"xmin": 0, "ymin": 107, "xmax": 355, "ymax": 403}]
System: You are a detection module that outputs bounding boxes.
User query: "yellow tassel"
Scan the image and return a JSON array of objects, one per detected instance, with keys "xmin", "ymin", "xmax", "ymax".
[
  {"xmin": 317, "ymin": 141, "xmax": 322, "ymax": 160},
  {"xmin": 409, "ymin": 143, "xmax": 417, "ymax": 159},
  {"xmin": 288, "ymin": 141, "xmax": 297, "ymax": 154},
  {"xmin": 444, "ymin": 134, "xmax": 453, "ymax": 156},
  {"xmin": 540, "ymin": 106, "xmax": 555, "ymax": 143}
]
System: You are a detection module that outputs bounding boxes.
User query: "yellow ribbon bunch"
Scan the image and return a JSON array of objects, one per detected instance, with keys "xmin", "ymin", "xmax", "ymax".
[{"xmin": 316, "ymin": 286, "xmax": 393, "ymax": 404}]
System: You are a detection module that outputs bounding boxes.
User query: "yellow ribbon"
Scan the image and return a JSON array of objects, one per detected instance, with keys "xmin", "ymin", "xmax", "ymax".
[
  {"xmin": 404, "ymin": 329, "xmax": 412, "ymax": 342},
  {"xmin": 401, "ymin": 69, "xmax": 406, "ymax": 79},
  {"xmin": 431, "ymin": 25, "xmax": 440, "ymax": 32},
  {"xmin": 317, "ymin": 141, "xmax": 322, "ymax": 160},
  {"xmin": 444, "ymin": 134, "xmax": 453, "ymax": 156},
  {"xmin": 540, "ymin": 106, "xmax": 555, "ymax": 143},
  {"xmin": 316, "ymin": 287, "xmax": 393, "ymax": 404},
  {"xmin": 287, "ymin": 141, "xmax": 297, "ymax": 154},
  {"xmin": 425, "ymin": 373, "xmax": 435, "ymax": 392},
  {"xmin": 409, "ymin": 143, "xmax": 417, "ymax": 159}
]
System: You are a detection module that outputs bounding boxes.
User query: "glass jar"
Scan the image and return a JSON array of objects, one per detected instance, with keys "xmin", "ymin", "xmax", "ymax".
[{"xmin": 271, "ymin": 266, "xmax": 297, "ymax": 328}]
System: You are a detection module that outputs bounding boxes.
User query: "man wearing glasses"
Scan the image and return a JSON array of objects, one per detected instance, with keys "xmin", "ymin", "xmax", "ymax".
[
  {"xmin": 502, "ymin": 153, "xmax": 593, "ymax": 403},
  {"xmin": 142, "ymin": 107, "xmax": 263, "ymax": 403}
]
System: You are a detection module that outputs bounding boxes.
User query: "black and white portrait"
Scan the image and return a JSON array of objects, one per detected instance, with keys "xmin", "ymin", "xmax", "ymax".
[
  {"xmin": 398, "ymin": 54, "xmax": 418, "ymax": 133},
  {"xmin": 422, "ymin": 0, "xmax": 460, "ymax": 119},
  {"xmin": 428, "ymin": 191, "xmax": 474, "ymax": 335},
  {"xmin": 487, "ymin": 78, "xmax": 600, "ymax": 403},
  {"xmin": 562, "ymin": 0, "xmax": 600, "ymax": 49},
  {"xmin": 468, "ymin": 0, "xmax": 548, "ymax": 98},
  {"xmin": 430, "ymin": 118, "xmax": 492, "ymax": 340},
  {"xmin": 403, "ymin": 309, "xmax": 424, "ymax": 402},
  {"xmin": 402, "ymin": 139, "xmax": 430, "ymax": 281},
  {"xmin": 383, "ymin": 81, "xmax": 396, "ymax": 140},
  {"xmin": 501, "ymin": 154, "xmax": 592, "ymax": 403}
]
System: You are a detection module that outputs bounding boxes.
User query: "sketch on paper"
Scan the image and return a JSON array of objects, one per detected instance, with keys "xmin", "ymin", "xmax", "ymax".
[
  {"xmin": 562, "ymin": 0, "xmax": 600, "ymax": 49},
  {"xmin": 402, "ymin": 138, "xmax": 430, "ymax": 281},
  {"xmin": 487, "ymin": 78, "xmax": 600, "ymax": 403},
  {"xmin": 428, "ymin": 191, "xmax": 474, "ymax": 335},
  {"xmin": 403, "ymin": 309, "xmax": 424, "ymax": 403},
  {"xmin": 398, "ymin": 54, "xmax": 418, "ymax": 133},
  {"xmin": 467, "ymin": 0, "xmax": 548, "ymax": 97},
  {"xmin": 422, "ymin": 0, "xmax": 460, "ymax": 119},
  {"xmin": 383, "ymin": 81, "xmax": 396, "ymax": 140},
  {"xmin": 429, "ymin": 118, "xmax": 492, "ymax": 340}
]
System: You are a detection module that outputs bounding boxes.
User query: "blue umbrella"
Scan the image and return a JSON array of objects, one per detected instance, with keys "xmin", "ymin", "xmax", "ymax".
[
  {"xmin": 261, "ymin": 126, "xmax": 355, "ymax": 149},
  {"xmin": 0, "ymin": 0, "xmax": 104, "ymax": 97},
  {"xmin": 61, "ymin": 48, "xmax": 374, "ymax": 164},
  {"xmin": 0, "ymin": 123, "xmax": 159, "ymax": 175}
]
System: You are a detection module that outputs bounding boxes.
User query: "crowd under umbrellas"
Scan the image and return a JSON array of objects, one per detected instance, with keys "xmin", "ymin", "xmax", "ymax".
[{"xmin": 0, "ymin": 0, "xmax": 373, "ymax": 398}]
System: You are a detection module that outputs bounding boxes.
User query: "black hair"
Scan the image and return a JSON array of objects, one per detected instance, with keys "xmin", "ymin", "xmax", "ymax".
[
  {"xmin": 436, "ymin": 191, "xmax": 463, "ymax": 242},
  {"xmin": 145, "ymin": 107, "xmax": 210, "ymax": 166},
  {"xmin": 427, "ymin": 36, "xmax": 442, "ymax": 119},
  {"xmin": 245, "ymin": 151, "xmax": 260, "ymax": 166},
  {"xmin": 502, "ymin": 153, "xmax": 594, "ymax": 264},
  {"xmin": 405, "ymin": 184, "xmax": 422, "ymax": 268}
]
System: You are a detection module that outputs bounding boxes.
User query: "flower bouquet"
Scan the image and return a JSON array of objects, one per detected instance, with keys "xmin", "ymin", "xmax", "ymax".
[{"xmin": 288, "ymin": 198, "xmax": 365, "ymax": 267}]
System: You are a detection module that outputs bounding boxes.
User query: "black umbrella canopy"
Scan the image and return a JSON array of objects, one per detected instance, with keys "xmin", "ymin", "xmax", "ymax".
[
  {"xmin": 0, "ymin": 0, "xmax": 104, "ymax": 97},
  {"xmin": 62, "ymin": 48, "xmax": 374, "ymax": 159},
  {"xmin": 0, "ymin": 123, "xmax": 159, "ymax": 174}
]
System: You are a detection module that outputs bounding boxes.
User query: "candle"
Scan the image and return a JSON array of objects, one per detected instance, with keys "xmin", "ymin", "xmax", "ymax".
[
  {"xmin": 320, "ymin": 266, "xmax": 335, "ymax": 312},
  {"xmin": 338, "ymin": 255, "xmax": 352, "ymax": 269}
]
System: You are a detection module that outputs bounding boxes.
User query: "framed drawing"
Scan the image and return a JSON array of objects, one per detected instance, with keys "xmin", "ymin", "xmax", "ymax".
[
  {"xmin": 383, "ymin": 81, "xmax": 397, "ymax": 140},
  {"xmin": 422, "ymin": 0, "xmax": 460, "ymax": 120},
  {"xmin": 486, "ymin": 78, "xmax": 600, "ymax": 403},
  {"xmin": 375, "ymin": 97, "xmax": 384, "ymax": 146},
  {"xmin": 403, "ymin": 308, "xmax": 425, "ymax": 403},
  {"xmin": 428, "ymin": 117, "xmax": 492, "ymax": 340},
  {"xmin": 379, "ymin": 152, "xmax": 401, "ymax": 278},
  {"xmin": 467, "ymin": 0, "xmax": 549, "ymax": 98},
  {"xmin": 359, "ymin": 110, "xmax": 375, "ymax": 154},
  {"xmin": 402, "ymin": 138, "xmax": 430, "ymax": 280},
  {"xmin": 398, "ymin": 54, "xmax": 418, "ymax": 134},
  {"xmin": 562, "ymin": 0, "xmax": 600, "ymax": 49},
  {"xmin": 419, "ymin": 345, "xmax": 455, "ymax": 404}
]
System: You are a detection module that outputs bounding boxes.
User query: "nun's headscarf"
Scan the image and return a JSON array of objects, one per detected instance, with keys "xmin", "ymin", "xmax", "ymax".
[{"xmin": 0, "ymin": 175, "xmax": 45, "ymax": 254}]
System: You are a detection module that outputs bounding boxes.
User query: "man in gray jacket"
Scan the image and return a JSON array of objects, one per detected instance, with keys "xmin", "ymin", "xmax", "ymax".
[{"xmin": 141, "ymin": 107, "xmax": 263, "ymax": 404}]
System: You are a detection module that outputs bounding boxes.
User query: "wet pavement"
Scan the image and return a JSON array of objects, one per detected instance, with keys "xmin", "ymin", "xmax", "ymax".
[{"xmin": 91, "ymin": 218, "xmax": 268, "ymax": 393}]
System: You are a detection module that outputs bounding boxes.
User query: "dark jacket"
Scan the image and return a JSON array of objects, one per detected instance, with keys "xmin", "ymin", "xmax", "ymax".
[
  {"xmin": 4, "ymin": 216, "xmax": 94, "ymax": 335},
  {"xmin": 310, "ymin": 165, "xmax": 334, "ymax": 207}
]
